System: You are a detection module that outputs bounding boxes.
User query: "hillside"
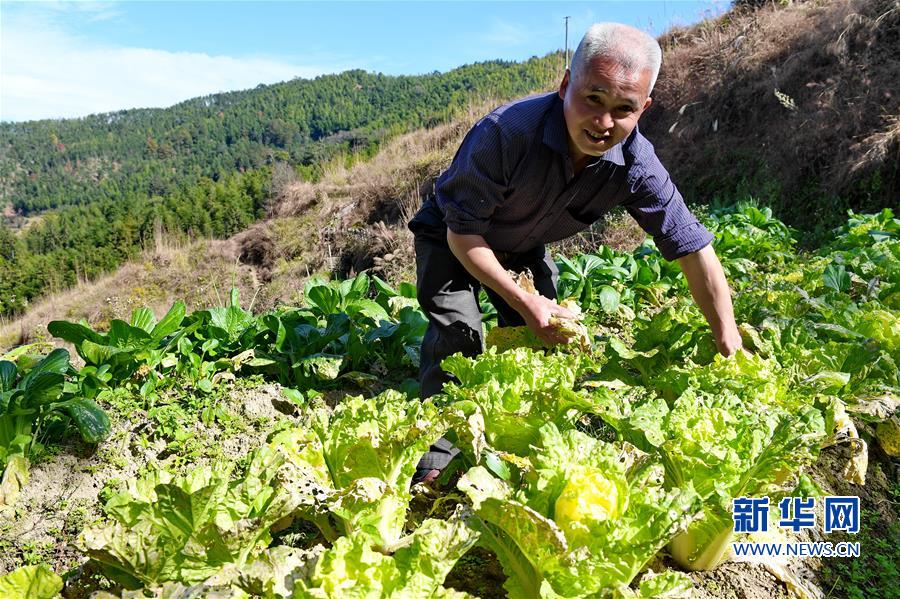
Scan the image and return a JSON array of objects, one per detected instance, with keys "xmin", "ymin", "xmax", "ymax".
[
  {"xmin": 3, "ymin": 0, "xmax": 897, "ymax": 323},
  {"xmin": 0, "ymin": 58, "xmax": 560, "ymax": 216},
  {"xmin": 0, "ymin": 55, "xmax": 562, "ymax": 318},
  {"xmin": 642, "ymin": 0, "xmax": 899, "ymax": 238},
  {"xmin": 3, "ymin": 0, "xmax": 897, "ymax": 351}
]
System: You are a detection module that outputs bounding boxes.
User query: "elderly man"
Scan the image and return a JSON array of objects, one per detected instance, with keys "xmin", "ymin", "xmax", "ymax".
[{"xmin": 408, "ymin": 23, "xmax": 742, "ymax": 480}]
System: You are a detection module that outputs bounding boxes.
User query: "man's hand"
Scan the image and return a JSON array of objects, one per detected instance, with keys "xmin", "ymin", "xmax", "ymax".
[
  {"xmin": 677, "ymin": 245, "xmax": 743, "ymax": 358},
  {"xmin": 715, "ymin": 327, "xmax": 743, "ymax": 358},
  {"xmin": 516, "ymin": 293, "xmax": 577, "ymax": 346}
]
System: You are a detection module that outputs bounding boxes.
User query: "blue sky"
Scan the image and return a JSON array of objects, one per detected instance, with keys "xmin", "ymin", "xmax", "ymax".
[{"xmin": 1, "ymin": 1, "xmax": 724, "ymax": 122}]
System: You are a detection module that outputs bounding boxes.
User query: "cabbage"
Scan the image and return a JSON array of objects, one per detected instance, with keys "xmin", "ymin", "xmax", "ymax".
[
  {"xmin": 271, "ymin": 389, "xmax": 451, "ymax": 550},
  {"xmin": 79, "ymin": 443, "xmax": 307, "ymax": 588},
  {"xmin": 294, "ymin": 515, "xmax": 477, "ymax": 598},
  {"xmin": 459, "ymin": 423, "xmax": 700, "ymax": 597},
  {"xmin": 591, "ymin": 385, "xmax": 826, "ymax": 571},
  {"xmin": 440, "ymin": 347, "xmax": 608, "ymax": 456},
  {"xmin": 554, "ymin": 466, "xmax": 622, "ymax": 530},
  {"xmin": 0, "ymin": 565, "xmax": 63, "ymax": 599},
  {"xmin": 209, "ymin": 512, "xmax": 477, "ymax": 598}
]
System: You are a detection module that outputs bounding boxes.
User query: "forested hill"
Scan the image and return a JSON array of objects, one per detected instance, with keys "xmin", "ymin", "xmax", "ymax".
[
  {"xmin": 0, "ymin": 57, "xmax": 558, "ymax": 216},
  {"xmin": 0, "ymin": 54, "xmax": 561, "ymax": 317}
]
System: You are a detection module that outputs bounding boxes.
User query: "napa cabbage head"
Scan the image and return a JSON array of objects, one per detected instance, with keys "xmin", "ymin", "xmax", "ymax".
[
  {"xmin": 440, "ymin": 347, "xmax": 606, "ymax": 456},
  {"xmin": 78, "ymin": 443, "xmax": 306, "ymax": 589},
  {"xmin": 855, "ymin": 308, "xmax": 899, "ymax": 358},
  {"xmin": 229, "ymin": 511, "xmax": 476, "ymax": 599},
  {"xmin": 298, "ymin": 516, "xmax": 476, "ymax": 598},
  {"xmin": 459, "ymin": 423, "xmax": 700, "ymax": 598},
  {"xmin": 271, "ymin": 389, "xmax": 450, "ymax": 551},
  {"xmin": 652, "ymin": 351, "xmax": 804, "ymax": 413},
  {"xmin": 589, "ymin": 385, "xmax": 827, "ymax": 571},
  {"xmin": 553, "ymin": 466, "xmax": 626, "ymax": 547},
  {"xmin": 0, "ymin": 565, "xmax": 63, "ymax": 599}
]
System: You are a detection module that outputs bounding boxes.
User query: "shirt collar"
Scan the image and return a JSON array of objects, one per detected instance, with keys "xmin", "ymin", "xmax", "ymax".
[{"xmin": 542, "ymin": 93, "xmax": 626, "ymax": 167}]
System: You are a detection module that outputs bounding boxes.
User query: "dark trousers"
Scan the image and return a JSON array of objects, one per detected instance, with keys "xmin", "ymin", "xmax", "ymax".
[
  {"xmin": 414, "ymin": 235, "xmax": 558, "ymax": 471},
  {"xmin": 414, "ymin": 235, "xmax": 559, "ymax": 400}
]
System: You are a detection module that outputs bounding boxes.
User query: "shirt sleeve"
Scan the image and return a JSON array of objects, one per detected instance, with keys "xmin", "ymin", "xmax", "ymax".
[
  {"xmin": 622, "ymin": 151, "xmax": 713, "ymax": 261},
  {"xmin": 434, "ymin": 118, "xmax": 508, "ymax": 236}
]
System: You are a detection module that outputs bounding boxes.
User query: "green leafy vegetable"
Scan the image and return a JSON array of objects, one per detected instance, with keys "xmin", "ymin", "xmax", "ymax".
[
  {"xmin": 79, "ymin": 442, "xmax": 305, "ymax": 588},
  {"xmin": 271, "ymin": 389, "xmax": 450, "ymax": 550},
  {"xmin": 459, "ymin": 424, "xmax": 700, "ymax": 597},
  {"xmin": 0, "ymin": 349, "xmax": 110, "ymax": 508},
  {"xmin": 591, "ymin": 385, "xmax": 826, "ymax": 570},
  {"xmin": 0, "ymin": 564, "xmax": 64, "ymax": 599},
  {"xmin": 292, "ymin": 513, "xmax": 477, "ymax": 598},
  {"xmin": 440, "ymin": 347, "xmax": 608, "ymax": 456}
]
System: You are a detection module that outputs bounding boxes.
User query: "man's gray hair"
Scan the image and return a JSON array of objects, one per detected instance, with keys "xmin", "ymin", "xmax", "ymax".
[{"xmin": 571, "ymin": 23, "xmax": 663, "ymax": 96}]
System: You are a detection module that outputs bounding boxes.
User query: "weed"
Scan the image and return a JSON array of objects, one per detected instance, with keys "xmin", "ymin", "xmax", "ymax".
[
  {"xmin": 20, "ymin": 539, "xmax": 56, "ymax": 565},
  {"xmin": 63, "ymin": 499, "xmax": 92, "ymax": 535},
  {"xmin": 821, "ymin": 500, "xmax": 900, "ymax": 599},
  {"xmin": 96, "ymin": 442, "xmax": 129, "ymax": 470}
]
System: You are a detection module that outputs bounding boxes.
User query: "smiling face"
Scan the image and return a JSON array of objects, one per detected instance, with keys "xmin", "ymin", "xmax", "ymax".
[{"xmin": 558, "ymin": 56, "xmax": 653, "ymax": 170}]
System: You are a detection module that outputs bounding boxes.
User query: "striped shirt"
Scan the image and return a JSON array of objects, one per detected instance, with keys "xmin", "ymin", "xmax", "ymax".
[{"xmin": 408, "ymin": 92, "xmax": 713, "ymax": 260}]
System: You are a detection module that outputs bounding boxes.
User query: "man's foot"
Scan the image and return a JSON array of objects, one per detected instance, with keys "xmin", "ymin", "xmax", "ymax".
[
  {"xmin": 412, "ymin": 467, "xmax": 441, "ymax": 484},
  {"xmin": 411, "ymin": 437, "xmax": 460, "ymax": 486}
]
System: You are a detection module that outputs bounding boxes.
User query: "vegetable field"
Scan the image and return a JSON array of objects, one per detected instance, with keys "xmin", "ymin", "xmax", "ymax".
[{"xmin": 1, "ymin": 205, "xmax": 897, "ymax": 598}]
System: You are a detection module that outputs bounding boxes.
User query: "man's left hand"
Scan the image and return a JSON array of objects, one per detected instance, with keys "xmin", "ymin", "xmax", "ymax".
[
  {"xmin": 678, "ymin": 246, "xmax": 743, "ymax": 359},
  {"xmin": 715, "ymin": 327, "xmax": 743, "ymax": 357}
]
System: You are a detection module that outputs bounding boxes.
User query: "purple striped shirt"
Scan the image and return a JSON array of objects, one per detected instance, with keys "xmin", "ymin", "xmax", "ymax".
[{"xmin": 409, "ymin": 92, "xmax": 713, "ymax": 260}]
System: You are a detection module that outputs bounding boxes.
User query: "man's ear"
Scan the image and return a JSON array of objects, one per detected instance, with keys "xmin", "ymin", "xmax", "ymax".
[
  {"xmin": 642, "ymin": 96, "xmax": 653, "ymax": 112},
  {"xmin": 558, "ymin": 69, "xmax": 570, "ymax": 100}
]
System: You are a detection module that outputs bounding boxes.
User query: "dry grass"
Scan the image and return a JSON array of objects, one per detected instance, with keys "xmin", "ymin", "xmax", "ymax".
[
  {"xmin": 248, "ymin": 98, "xmax": 504, "ymax": 302},
  {"xmin": 643, "ymin": 0, "xmax": 899, "ymax": 226},
  {"xmin": 272, "ymin": 113, "xmax": 477, "ymax": 221},
  {"xmin": 550, "ymin": 209, "xmax": 650, "ymax": 257},
  {"xmin": 0, "ymin": 233, "xmax": 260, "ymax": 354},
  {"xmin": 850, "ymin": 114, "xmax": 900, "ymax": 175}
]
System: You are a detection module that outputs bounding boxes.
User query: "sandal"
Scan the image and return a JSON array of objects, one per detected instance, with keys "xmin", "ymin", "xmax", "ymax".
[
  {"xmin": 412, "ymin": 468, "xmax": 442, "ymax": 484},
  {"xmin": 411, "ymin": 437, "xmax": 460, "ymax": 484}
]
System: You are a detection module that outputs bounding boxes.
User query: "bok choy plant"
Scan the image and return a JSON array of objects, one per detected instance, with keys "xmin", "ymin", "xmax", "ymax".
[
  {"xmin": 48, "ymin": 301, "xmax": 189, "ymax": 397},
  {"xmin": 1, "ymin": 348, "xmax": 110, "ymax": 507}
]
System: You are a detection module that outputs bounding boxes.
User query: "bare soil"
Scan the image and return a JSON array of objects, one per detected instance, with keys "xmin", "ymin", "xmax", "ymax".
[{"xmin": 0, "ymin": 381, "xmax": 297, "ymax": 595}]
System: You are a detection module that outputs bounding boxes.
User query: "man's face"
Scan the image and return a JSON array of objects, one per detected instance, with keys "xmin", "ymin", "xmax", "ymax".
[{"xmin": 558, "ymin": 56, "xmax": 653, "ymax": 168}]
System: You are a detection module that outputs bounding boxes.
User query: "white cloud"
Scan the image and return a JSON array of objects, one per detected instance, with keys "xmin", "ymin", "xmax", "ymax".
[
  {"xmin": 0, "ymin": 13, "xmax": 345, "ymax": 122},
  {"xmin": 482, "ymin": 19, "xmax": 533, "ymax": 46},
  {"xmin": 41, "ymin": 0, "xmax": 124, "ymax": 22}
]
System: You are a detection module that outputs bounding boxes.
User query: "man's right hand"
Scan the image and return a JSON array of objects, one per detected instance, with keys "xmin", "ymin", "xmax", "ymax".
[{"xmin": 517, "ymin": 293, "xmax": 577, "ymax": 346}]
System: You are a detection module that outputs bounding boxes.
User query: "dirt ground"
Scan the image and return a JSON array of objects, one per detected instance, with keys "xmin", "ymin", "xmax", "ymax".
[{"xmin": 0, "ymin": 381, "xmax": 296, "ymax": 595}]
